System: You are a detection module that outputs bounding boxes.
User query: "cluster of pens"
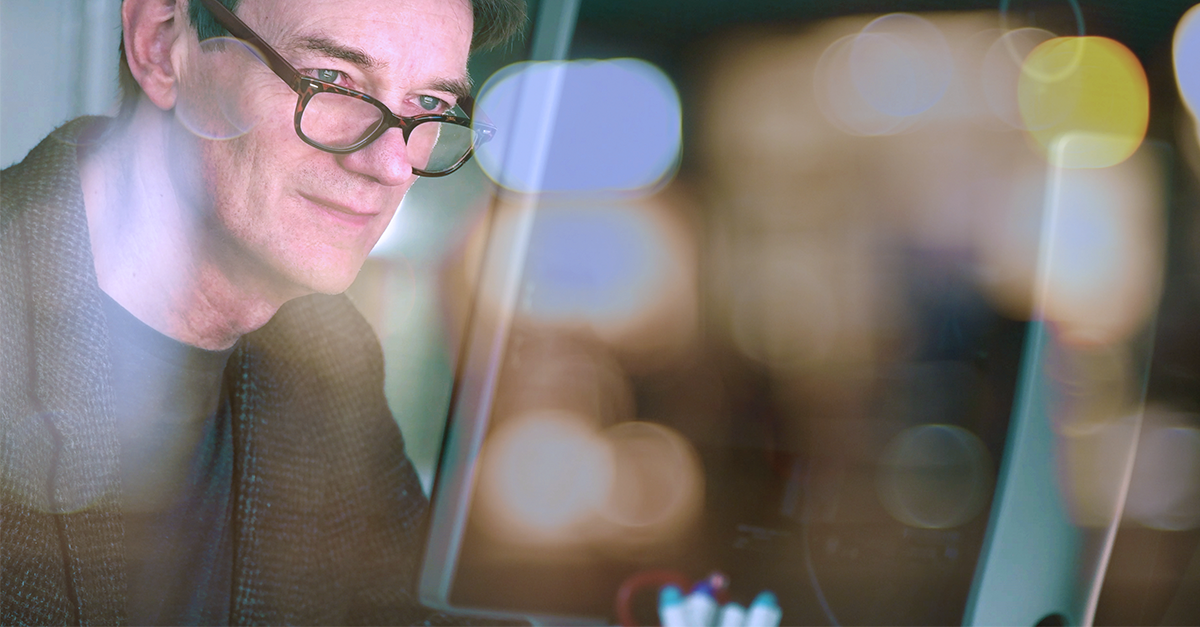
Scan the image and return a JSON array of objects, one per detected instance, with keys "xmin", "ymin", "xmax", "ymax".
[{"xmin": 658, "ymin": 582, "xmax": 782, "ymax": 627}]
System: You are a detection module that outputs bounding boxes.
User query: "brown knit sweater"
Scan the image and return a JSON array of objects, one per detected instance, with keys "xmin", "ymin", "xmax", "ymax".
[{"xmin": 0, "ymin": 118, "xmax": 451, "ymax": 625}]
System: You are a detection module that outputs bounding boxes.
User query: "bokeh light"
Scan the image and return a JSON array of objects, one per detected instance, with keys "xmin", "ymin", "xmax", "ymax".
[
  {"xmin": 1173, "ymin": 5, "xmax": 1200, "ymax": 116},
  {"xmin": 850, "ymin": 14, "xmax": 953, "ymax": 117},
  {"xmin": 876, "ymin": 424, "xmax": 994, "ymax": 529},
  {"xmin": 1036, "ymin": 150, "xmax": 1164, "ymax": 346},
  {"xmin": 475, "ymin": 412, "xmax": 705, "ymax": 548},
  {"xmin": 1124, "ymin": 408, "xmax": 1200, "ymax": 531},
  {"xmin": 973, "ymin": 162, "xmax": 1046, "ymax": 321},
  {"xmin": 814, "ymin": 13, "xmax": 953, "ymax": 135},
  {"xmin": 999, "ymin": 0, "xmax": 1085, "ymax": 37},
  {"xmin": 981, "ymin": 28, "xmax": 1056, "ymax": 129},
  {"xmin": 599, "ymin": 421, "xmax": 704, "ymax": 533},
  {"xmin": 176, "ymin": 37, "xmax": 267, "ymax": 140},
  {"xmin": 459, "ymin": 192, "xmax": 696, "ymax": 361},
  {"xmin": 977, "ymin": 147, "xmax": 1164, "ymax": 346},
  {"xmin": 815, "ymin": 33, "xmax": 919, "ymax": 136},
  {"xmin": 1018, "ymin": 37, "xmax": 1149, "ymax": 169},
  {"xmin": 489, "ymin": 331, "xmax": 636, "ymax": 429},
  {"xmin": 521, "ymin": 203, "xmax": 666, "ymax": 330},
  {"xmin": 478, "ymin": 410, "xmax": 615, "ymax": 541},
  {"xmin": 475, "ymin": 59, "xmax": 682, "ymax": 193}
]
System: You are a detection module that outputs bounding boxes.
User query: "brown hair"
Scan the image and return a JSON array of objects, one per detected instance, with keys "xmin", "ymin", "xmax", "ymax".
[{"xmin": 115, "ymin": 0, "xmax": 527, "ymax": 120}]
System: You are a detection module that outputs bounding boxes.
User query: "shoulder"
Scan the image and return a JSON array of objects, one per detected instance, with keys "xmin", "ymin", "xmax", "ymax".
[
  {"xmin": 252, "ymin": 292, "xmax": 382, "ymax": 369},
  {"xmin": 1, "ymin": 117, "xmax": 108, "ymax": 236},
  {"xmin": 238, "ymin": 293, "xmax": 387, "ymax": 406},
  {"xmin": 230, "ymin": 292, "xmax": 397, "ymax": 483},
  {"xmin": 0, "ymin": 117, "xmax": 109, "ymax": 379}
]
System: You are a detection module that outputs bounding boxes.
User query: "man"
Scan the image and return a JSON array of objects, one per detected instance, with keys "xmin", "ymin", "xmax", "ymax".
[{"xmin": 1, "ymin": 0, "xmax": 523, "ymax": 623}]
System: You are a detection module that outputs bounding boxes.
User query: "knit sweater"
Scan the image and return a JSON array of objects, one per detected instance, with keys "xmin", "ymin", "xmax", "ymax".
[{"xmin": 1, "ymin": 118, "xmax": 447, "ymax": 625}]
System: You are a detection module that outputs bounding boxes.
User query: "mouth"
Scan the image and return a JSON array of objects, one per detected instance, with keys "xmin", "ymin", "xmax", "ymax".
[{"xmin": 300, "ymin": 193, "xmax": 380, "ymax": 228}]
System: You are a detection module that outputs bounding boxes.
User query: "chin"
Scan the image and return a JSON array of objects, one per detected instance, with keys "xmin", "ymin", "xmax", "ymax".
[
  {"xmin": 284, "ymin": 253, "xmax": 368, "ymax": 297},
  {"xmin": 304, "ymin": 267, "xmax": 363, "ymax": 296}
]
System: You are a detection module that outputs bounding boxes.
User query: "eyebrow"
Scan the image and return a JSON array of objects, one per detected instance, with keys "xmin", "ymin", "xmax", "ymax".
[
  {"xmin": 290, "ymin": 35, "xmax": 473, "ymax": 104},
  {"xmin": 432, "ymin": 77, "xmax": 474, "ymax": 103},
  {"xmin": 293, "ymin": 35, "xmax": 383, "ymax": 70}
]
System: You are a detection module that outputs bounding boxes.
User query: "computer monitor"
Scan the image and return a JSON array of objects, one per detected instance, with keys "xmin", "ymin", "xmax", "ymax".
[{"xmin": 418, "ymin": 3, "xmax": 1170, "ymax": 625}]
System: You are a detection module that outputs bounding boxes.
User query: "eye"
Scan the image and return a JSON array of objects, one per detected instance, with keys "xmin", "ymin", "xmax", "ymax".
[
  {"xmin": 417, "ymin": 95, "xmax": 448, "ymax": 113},
  {"xmin": 311, "ymin": 68, "xmax": 347, "ymax": 84}
]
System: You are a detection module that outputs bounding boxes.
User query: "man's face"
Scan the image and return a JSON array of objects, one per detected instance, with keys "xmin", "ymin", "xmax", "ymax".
[{"xmin": 176, "ymin": 0, "xmax": 473, "ymax": 296}]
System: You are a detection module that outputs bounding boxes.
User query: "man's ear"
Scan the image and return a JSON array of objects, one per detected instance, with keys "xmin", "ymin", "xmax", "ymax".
[{"xmin": 123, "ymin": 0, "xmax": 185, "ymax": 110}]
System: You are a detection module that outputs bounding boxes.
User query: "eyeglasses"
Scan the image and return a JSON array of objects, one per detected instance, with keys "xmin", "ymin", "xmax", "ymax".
[{"xmin": 197, "ymin": 0, "xmax": 493, "ymax": 177}]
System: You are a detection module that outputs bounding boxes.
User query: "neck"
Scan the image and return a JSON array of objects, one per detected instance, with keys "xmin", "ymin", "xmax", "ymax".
[{"xmin": 81, "ymin": 102, "xmax": 304, "ymax": 350}]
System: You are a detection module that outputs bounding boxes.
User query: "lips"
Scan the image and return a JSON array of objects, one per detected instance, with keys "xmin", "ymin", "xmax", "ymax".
[{"xmin": 300, "ymin": 193, "xmax": 380, "ymax": 227}]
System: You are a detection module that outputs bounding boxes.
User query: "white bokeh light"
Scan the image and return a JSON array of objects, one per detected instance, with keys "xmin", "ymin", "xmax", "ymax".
[
  {"xmin": 1175, "ymin": 4, "xmax": 1200, "ymax": 148},
  {"xmin": 850, "ymin": 14, "xmax": 953, "ymax": 117}
]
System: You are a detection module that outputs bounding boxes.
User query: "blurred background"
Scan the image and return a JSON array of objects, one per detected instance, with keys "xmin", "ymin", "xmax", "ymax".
[{"xmin": 4, "ymin": 0, "xmax": 1199, "ymax": 624}]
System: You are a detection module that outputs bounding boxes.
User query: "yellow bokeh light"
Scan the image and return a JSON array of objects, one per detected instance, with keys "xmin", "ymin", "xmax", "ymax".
[{"xmin": 1018, "ymin": 37, "xmax": 1149, "ymax": 169}]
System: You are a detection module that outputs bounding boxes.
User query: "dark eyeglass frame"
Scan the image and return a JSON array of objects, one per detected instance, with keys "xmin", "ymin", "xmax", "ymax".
[{"xmin": 197, "ymin": 0, "xmax": 493, "ymax": 177}]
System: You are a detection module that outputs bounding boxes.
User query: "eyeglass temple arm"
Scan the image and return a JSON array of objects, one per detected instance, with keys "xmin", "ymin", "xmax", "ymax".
[{"xmin": 197, "ymin": 0, "xmax": 304, "ymax": 89}]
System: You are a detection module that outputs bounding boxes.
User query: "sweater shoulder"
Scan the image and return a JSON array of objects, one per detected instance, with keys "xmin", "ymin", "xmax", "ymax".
[
  {"xmin": 2, "ymin": 117, "xmax": 108, "ymax": 236},
  {"xmin": 238, "ymin": 292, "xmax": 387, "ymax": 411},
  {"xmin": 255, "ymin": 293, "xmax": 382, "ymax": 370}
]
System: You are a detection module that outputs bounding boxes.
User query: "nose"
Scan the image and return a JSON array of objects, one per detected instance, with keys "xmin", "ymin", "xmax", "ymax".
[{"xmin": 336, "ymin": 126, "xmax": 415, "ymax": 186}]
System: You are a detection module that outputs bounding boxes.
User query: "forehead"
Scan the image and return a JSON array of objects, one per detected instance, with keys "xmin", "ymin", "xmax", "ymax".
[{"xmin": 239, "ymin": 0, "xmax": 473, "ymax": 82}]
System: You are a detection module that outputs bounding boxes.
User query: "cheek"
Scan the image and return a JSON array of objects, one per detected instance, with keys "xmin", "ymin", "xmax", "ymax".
[
  {"xmin": 175, "ymin": 86, "xmax": 297, "ymax": 224},
  {"xmin": 197, "ymin": 134, "xmax": 274, "ymax": 241},
  {"xmin": 200, "ymin": 95, "xmax": 298, "ymax": 199},
  {"xmin": 177, "ymin": 40, "xmax": 293, "ymax": 141}
]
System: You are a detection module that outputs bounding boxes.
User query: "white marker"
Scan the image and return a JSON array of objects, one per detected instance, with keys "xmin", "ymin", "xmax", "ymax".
[
  {"xmin": 684, "ymin": 583, "xmax": 718, "ymax": 627},
  {"xmin": 745, "ymin": 591, "xmax": 782, "ymax": 627},
  {"xmin": 659, "ymin": 585, "xmax": 687, "ymax": 627},
  {"xmin": 717, "ymin": 601, "xmax": 747, "ymax": 627}
]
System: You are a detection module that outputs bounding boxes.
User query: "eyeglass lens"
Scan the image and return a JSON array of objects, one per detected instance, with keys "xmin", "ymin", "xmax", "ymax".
[{"xmin": 298, "ymin": 91, "xmax": 480, "ymax": 173}]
